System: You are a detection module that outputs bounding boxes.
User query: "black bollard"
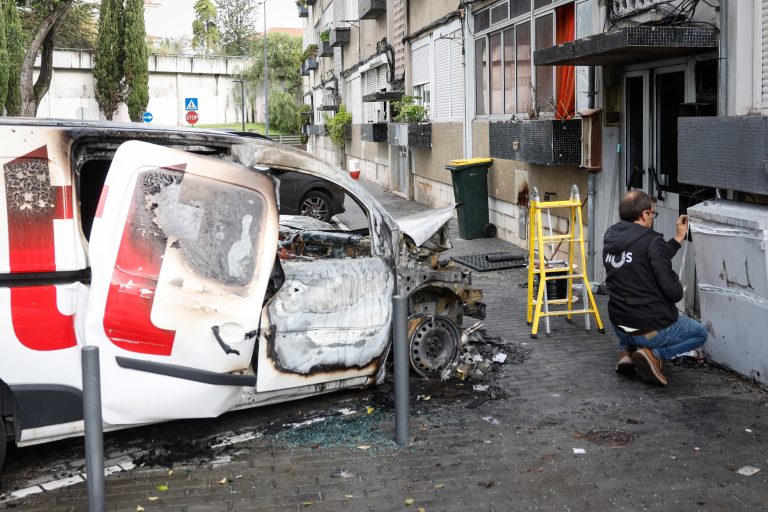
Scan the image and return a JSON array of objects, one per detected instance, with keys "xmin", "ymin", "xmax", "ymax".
[
  {"xmin": 393, "ymin": 295, "xmax": 410, "ymax": 446},
  {"xmin": 81, "ymin": 346, "xmax": 105, "ymax": 512}
]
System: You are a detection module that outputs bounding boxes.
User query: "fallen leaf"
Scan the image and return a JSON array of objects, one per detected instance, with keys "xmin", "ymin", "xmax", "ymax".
[
  {"xmin": 301, "ymin": 500, "xmax": 314, "ymax": 506},
  {"xmin": 693, "ymin": 447, "xmax": 701, "ymax": 452},
  {"xmin": 433, "ymin": 483, "xmax": 444, "ymax": 489},
  {"xmin": 156, "ymin": 484, "xmax": 169, "ymax": 492},
  {"xmin": 482, "ymin": 440, "xmax": 492, "ymax": 444},
  {"xmin": 419, "ymin": 424, "xmax": 428, "ymax": 432},
  {"xmin": 345, "ymin": 494, "xmax": 354, "ymax": 498},
  {"xmin": 148, "ymin": 497, "xmax": 158, "ymax": 501},
  {"xmin": 418, "ymin": 508, "xmax": 426, "ymax": 512},
  {"xmin": 422, "ymin": 395, "xmax": 431, "ymax": 401},
  {"xmin": 366, "ymin": 406, "xmax": 374, "ymax": 414},
  {"xmin": 218, "ymin": 477, "xmax": 228, "ymax": 485},
  {"xmin": 167, "ymin": 469, "xmax": 174, "ymax": 476},
  {"xmin": 357, "ymin": 445, "xmax": 371, "ymax": 450},
  {"xmin": 404, "ymin": 498, "xmax": 414, "ymax": 505},
  {"xmin": 136, "ymin": 506, "xmax": 145, "ymax": 512},
  {"xmin": 573, "ymin": 448, "xmax": 586, "ymax": 455}
]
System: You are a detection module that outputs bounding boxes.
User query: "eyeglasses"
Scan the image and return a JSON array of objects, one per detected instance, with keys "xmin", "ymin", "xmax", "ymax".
[{"xmin": 644, "ymin": 209, "xmax": 659, "ymax": 219}]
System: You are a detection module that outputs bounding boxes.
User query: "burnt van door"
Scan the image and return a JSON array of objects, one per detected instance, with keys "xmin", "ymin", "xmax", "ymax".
[{"xmin": 85, "ymin": 141, "xmax": 278, "ymax": 426}]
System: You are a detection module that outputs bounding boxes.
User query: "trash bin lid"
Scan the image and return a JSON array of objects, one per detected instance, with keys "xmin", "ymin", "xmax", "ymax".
[{"xmin": 448, "ymin": 158, "xmax": 493, "ymax": 167}]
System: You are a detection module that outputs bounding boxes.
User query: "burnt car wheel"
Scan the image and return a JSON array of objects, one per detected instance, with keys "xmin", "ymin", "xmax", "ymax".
[
  {"xmin": 407, "ymin": 314, "xmax": 460, "ymax": 380},
  {"xmin": 300, "ymin": 190, "xmax": 334, "ymax": 222}
]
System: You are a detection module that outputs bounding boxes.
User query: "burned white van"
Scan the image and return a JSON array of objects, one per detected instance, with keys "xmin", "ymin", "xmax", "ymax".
[{"xmin": 0, "ymin": 119, "xmax": 483, "ymax": 470}]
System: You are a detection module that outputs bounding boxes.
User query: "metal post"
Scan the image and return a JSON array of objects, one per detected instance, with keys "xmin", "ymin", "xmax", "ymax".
[
  {"xmin": 263, "ymin": 0, "xmax": 269, "ymax": 137},
  {"xmin": 81, "ymin": 346, "xmax": 105, "ymax": 512},
  {"xmin": 392, "ymin": 295, "xmax": 409, "ymax": 446}
]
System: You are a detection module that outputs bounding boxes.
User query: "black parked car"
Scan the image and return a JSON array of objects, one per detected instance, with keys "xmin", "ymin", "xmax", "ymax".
[{"xmin": 269, "ymin": 169, "xmax": 346, "ymax": 223}]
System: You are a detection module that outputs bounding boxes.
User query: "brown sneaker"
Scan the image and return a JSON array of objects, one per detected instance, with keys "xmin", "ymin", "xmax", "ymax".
[
  {"xmin": 615, "ymin": 350, "xmax": 635, "ymax": 375},
  {"xmin": 631, "ymin": 348, "xmax": 668, "ymax": 386}
]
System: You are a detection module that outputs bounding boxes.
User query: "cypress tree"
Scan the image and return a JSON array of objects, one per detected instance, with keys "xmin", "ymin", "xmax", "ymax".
[
  {"xmin": 123, "ymin": 0, "xmax": 148, "ymax": 121},
  {"xmin": 0, "ymin": 0, "xmax": 8, "ymax": 113},
  {"xmin": 93, "ymin": 0, "xmax": 124, "ymax": 119},
  {"xmin": 5, "ymin": 0, "xmax": 24, "ymax": 115}
]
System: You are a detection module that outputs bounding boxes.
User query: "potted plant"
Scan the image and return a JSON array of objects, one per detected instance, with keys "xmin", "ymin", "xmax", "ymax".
[
  {"xmin": 388, "ymin": 95, "xmax": 431, "ymax": 148},
  {"xmin": 323, "ymin": 104, "xmax": 352, "ymax": 148},
  {"xmin": 296, "ymin": 0, "xmax": 308, "ymax": 18},
  {"xmin": 303, "ymin": 44, "xmax": 318, "ymax": 71},
  {"xmin": 319, "ymin": 28, "xmax": 333, "ymax": 57}
]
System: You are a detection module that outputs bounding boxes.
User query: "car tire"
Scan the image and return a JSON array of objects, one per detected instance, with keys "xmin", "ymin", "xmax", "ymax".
[{"xmin": 299, "ymin": 190, "xmax": 334, "ymax": 223}]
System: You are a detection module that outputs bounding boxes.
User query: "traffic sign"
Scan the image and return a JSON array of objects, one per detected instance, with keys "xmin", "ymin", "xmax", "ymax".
[
  {"xmin": 142, "ymin": 112, "xmax": 153, "ymax": 123},
  {"xmin": 185, "ymin": 110, "xmax": 199, "ymax": 125},
  {"xmin": 184, "ymin": 98, "xmax": 198, "ymax": 111}
]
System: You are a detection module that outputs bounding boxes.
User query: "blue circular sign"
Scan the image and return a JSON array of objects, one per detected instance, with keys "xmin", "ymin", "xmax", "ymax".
[{"xmin": 142, "ymin": 112, "xmax": 153, "ymax": 123}]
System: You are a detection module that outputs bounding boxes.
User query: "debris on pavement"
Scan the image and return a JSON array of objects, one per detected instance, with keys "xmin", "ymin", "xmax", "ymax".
[
  {"xmin": 735, "ymin": 466, "xmax": 761, "ymax": 476},
  {"xmin": 573, "ymin": 448, "xmax": 586, "ymax": 454}
]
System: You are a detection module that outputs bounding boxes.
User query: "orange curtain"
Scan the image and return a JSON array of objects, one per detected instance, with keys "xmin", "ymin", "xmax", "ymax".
[{"xmin": 555, "ymin": 3, "xmax": 575, "ymax": 120}]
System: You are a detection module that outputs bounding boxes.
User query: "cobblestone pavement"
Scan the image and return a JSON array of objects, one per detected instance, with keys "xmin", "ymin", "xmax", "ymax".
[{"xmin": 5, "ymin": 181, "xmax": 768, "ymax": 511}]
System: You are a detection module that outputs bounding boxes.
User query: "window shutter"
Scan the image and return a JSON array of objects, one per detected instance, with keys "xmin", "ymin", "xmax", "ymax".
[
  {"xmin": 434, "ymin": 30, "xmax": 464, "ymax": 122},
  {"xmin": 365, "ymin": 69, "xmax": 377, "ymax": 122},
  {"xmin": 412, "ymin": 44, "xmax": 430, "ymax": 86},
  {"xmin": 434, "ymin": 37, "xmax": 451, "ymax": 121},
  {"xmin": 347, "ymin": 75, "xmax": 361, "ymax": 123},
  {"xmin": 449, "ymin": 32, "xmax": 464, "ymax": 120}
]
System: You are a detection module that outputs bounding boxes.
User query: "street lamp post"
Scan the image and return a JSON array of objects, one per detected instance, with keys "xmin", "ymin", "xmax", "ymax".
[
  {"xmin": 261, "ymin": 0, "xmax": 269, "ymax": 137},
  {"xmin": 232, "ymin": 79, "xmax": 245, "ymax": 132}
]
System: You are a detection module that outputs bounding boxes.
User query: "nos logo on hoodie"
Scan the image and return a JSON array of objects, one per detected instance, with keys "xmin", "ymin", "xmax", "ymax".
[{"xmin": 605, "ymin": 251, "xmax": 633, "ymax": 268}]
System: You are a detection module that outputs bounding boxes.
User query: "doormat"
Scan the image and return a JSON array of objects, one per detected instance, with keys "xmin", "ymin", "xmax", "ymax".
[{"xmin": 451, "ymin": 252, "xmax": 528, "ymax": 272}]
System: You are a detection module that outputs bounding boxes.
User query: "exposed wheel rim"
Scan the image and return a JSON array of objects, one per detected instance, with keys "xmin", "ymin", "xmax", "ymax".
[
  {"xmin": 407, "ymin": 315, "xmax": 460, "ymax": 380},
  {"xmin": 300, "ymin": 196, "xmax": 330, "ymax": 220}
]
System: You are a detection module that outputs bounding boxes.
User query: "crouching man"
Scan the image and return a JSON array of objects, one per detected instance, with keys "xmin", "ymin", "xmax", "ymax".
[{"xmin": 603, "ymin": 190, "xmax": 708, "ymax": 386}]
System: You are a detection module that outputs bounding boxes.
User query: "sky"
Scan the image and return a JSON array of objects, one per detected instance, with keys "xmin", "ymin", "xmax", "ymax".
[{"xmin": 144, "ymin": 0, "xmax": 302, "ymax": 40}]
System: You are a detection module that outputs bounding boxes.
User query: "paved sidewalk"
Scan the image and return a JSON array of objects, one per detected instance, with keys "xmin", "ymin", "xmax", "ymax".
[{"xmin": 5, "ymin": 180, "xmax": 768, "ymax": 511}]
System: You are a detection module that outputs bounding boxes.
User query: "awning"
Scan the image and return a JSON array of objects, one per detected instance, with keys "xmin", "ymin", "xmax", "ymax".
[{"xmin": 534, "ymin": 26, "xmax": 718, "ymax": 67}]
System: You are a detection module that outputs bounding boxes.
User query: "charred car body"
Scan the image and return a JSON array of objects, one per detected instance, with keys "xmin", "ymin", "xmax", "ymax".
[{"xmin": 0, "ymin": 119, "xmax": 483, "ymax": 470}]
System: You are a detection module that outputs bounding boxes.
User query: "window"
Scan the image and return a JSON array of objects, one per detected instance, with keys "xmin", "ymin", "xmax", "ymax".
[
  {"xmin": 364, "ymin": 66, "xmax": 387, "ymax": 122},
  {"xmin": 411, "ymin": 38, "xmax": 431, "ymax": 117},
  {"xmin": 475, "ymin": 38, "xmax": 487, "ymax": 116},
  {"xmin": 473, "ymin": 0, "xmax": 574, "ymax": 118}
]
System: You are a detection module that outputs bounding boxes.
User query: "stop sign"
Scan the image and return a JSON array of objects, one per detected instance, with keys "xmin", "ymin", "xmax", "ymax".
[{"xmin": 185, "ymin": 110, "xmax": 199, "ymax": 125}]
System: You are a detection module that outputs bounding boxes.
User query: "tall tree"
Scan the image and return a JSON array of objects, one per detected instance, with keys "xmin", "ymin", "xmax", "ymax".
[
  {"xmin": 17, "ymin": 0, "xmax": 75, "ymax": 116},
  {"xmin": 3, "ymin": 0, "xmax": 24, "ymax": 115},
  {"xmin": 0, "ymin": 0, "xmax": 8, "ymax": 113},
  {"xmin": 244, "ymin": 32, "xmax": 302, "ymax": 94},
  {"xmin": 216, "ymin": 0, "xmax": 258, "ymax": 56},
  {"xmin": 192, "ymin": 0, "xmax": 218, "ymax": 56},
  {"xmin": 93, "ymin": 0, "xmax": 124, "ymax": 119},
  {"xmin": 20, "ymin": 1, "xmax": 99, "ymax": 50},
  {"xmin": 123, "ymin": 0, "xmax": 148, "ymax": 121}
]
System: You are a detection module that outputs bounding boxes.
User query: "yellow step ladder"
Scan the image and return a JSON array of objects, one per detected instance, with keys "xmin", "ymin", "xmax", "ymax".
[{"xmin": 526, "ymin": 185, "xmax": 604, "ymax": 338}]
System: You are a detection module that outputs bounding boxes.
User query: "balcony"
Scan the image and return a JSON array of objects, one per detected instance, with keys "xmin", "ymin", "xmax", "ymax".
[
  {"xmin": 330, "ymin": 27, "xmax": 350, "ymax": 48},
  {"xmin": 297, "ymin": 5, "xmax": 308, "ymax": 18},
  {"xmin": 359, "ymin": 0, "xmax": 386, "ymax": 20},
  {"xmin": 305, "ymin": 124, "xmax": 326, "ymax": 136},
  {"xmin": 488, "ymin": 119, "xmax": 581, "ymax": 166},
  {"xmin": 319, "ymin": 41, "xmax": 333, "ymax": 57},
  {"xmin": 388, "ymin": 123, "xmax": 431, "ymax": 148},
  {"xmin": 360, "ymin": 123, "xmax": 388, "ymax": 143},
  {"xmin": 304, "ymin": 56, "xmax": 318, "ymax": 71}
]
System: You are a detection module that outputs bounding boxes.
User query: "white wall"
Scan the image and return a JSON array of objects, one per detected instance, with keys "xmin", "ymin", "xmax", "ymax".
[{"xmin": 34, "ymin": 50, "xmax": 255, "ymax": 126}]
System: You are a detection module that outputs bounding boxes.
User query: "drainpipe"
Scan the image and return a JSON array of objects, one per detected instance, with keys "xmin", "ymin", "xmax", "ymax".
[
  {"xmin": 715, "ymin": 0, "xmax": 727, "ymax": 199},
  {"xmin": 718, "ymin": 0, "xmax": 727, "ymax": 118},
  {"xmin": 586, "ymin": 65, "xmax": 597, "ymax": 282}
]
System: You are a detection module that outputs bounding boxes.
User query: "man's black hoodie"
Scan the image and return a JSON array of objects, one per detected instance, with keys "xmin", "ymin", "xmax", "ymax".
[{"xmin": 602, "ymin": 221, "xmax": 683, "ymax": 330}]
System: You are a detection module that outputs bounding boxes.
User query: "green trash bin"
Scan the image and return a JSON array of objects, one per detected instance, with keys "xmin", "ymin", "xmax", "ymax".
[{"xmin": 446, "ymin": 158, "xmax": 497, "ymax": 240}]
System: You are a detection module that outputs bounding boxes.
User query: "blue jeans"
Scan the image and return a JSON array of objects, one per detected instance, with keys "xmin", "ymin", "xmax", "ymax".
[{"xmin": 612, "ymin": 315, "xmax": 709, "ymax": 361}]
